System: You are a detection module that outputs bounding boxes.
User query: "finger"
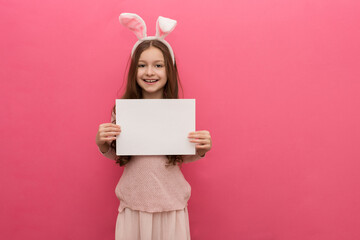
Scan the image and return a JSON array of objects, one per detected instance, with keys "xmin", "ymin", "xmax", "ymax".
[
  {"xmin": 103, "ymin": 125, "xmax": 121, "ymax": 130},
  {"xmin": 189, "ymin": 130, "xmax": 209, "ymax": 135},
  {"xmin": 188, "ymin": 136, "xmax": 210, "ymax": 142},
  {"xmin": 106, "ymin": 131, "xmax": 121, "ymax": 136},
  {"xmin": 188, "ymin": 132, "xmax": 210, "ymax": 138},
  {"xmin": 100, "ymin": 132, "xmax": 120, "ymax": 138},
  {"xmin": 103, "ymin": 136, "xmax": 117, "ymax": 140},
  {"xmin": 102, "ymin": 137, "xmax": 117, "ymax": 144},
  {"xmin": 100, "ymin": 123, "xmax": 117, "ymax": 127},
  {"xmin": 189, "ymin": 139, "xmax": 210, "ymax": 144},
  {"xmin": 188, "ymin": 134, "xmax": 202, "ymax": 139},
  {"xmin": 195, "ymin": 144, "xmax": 210, "ymax": 150},
  {"xmin": 101, "ymin": 127, "xmax": 121, "ymax": 133},
  {"xmin": 100, "ymin": 123, "xmax": 121, "ymax": 129},
  {"xmin": 105, "ymin": 128, "xmax": 121, "ymax": 133}
]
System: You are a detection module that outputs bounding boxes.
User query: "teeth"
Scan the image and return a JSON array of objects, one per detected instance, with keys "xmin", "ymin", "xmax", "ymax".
[{"xmin": 144, "ymin": 79, "xmax": 158, "ymax": 83}]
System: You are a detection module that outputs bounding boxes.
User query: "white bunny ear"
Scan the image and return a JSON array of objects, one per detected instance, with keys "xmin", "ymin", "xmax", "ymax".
[
  {"xmin": 155, "ymin": 16, "xmax": 177, "ymax": 39},
  {"xmin": 119, "ymin": 13, "xmax": 147, "ymax": 39}
]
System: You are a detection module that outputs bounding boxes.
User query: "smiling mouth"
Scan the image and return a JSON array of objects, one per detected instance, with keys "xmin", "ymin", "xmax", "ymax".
[{"xmin": 143, "ymin": 79, "xmax": 159, "ymax": 83}]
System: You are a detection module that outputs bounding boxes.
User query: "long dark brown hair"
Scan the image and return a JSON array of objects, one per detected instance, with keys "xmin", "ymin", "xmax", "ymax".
[{"xmin": 110, "ymin": 40, "xmax": 183, "ymax": 166}]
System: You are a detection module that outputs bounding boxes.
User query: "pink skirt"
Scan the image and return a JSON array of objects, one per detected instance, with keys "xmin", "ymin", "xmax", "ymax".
[{"xmin": 115, "ymin": 207, "xmax": 191, "ymax": 240}]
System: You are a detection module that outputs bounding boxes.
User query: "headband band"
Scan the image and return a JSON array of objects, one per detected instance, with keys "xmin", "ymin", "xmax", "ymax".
[{"xmin": 119, "ymin": 13, "xmax": 177, "ymax": 64}]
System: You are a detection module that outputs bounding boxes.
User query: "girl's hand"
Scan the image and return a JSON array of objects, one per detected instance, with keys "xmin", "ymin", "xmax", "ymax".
[
  {"xmin": 188, "ymin": 130, "xmax": 212, "ymax": 157},
  {"xmin": 96, "ymin": 123, "xmax": 121, "ymax": 146}
]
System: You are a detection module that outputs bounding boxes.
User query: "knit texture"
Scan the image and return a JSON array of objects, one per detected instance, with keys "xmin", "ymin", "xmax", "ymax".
[{"xmin": 99, "ymin": 113, "xmax": 203, "ymax": 213}]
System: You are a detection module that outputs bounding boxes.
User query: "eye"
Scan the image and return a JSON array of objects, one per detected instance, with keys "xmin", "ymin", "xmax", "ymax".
[
  {"xmin": 155, "ymin": 64, "xmax": 164, "ymax": 68},
  {"xmin": 138, "ymin": 64, "xmax": 145, "ymax": 68}
]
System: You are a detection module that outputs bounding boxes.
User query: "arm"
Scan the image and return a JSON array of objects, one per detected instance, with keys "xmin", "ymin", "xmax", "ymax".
[
  {"xmin": 184, "ymin": 130, "xmax": 212, "ymax": 163},
  {"xmin": 182, "ymin": 152, "xmax": 205, "ymax": 163},
  {"xmin": 97, "ymin": 110, "xmax": 118, "ymax": 161},
  {"xmin": 98, "ymin": 142, "xmax": 117, "ymax": 160}
]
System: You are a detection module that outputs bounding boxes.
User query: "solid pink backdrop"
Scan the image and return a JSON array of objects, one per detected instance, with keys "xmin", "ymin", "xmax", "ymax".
[{"xmin": 1, "ymin": 0, "xmax": 360, "ymax": 239}]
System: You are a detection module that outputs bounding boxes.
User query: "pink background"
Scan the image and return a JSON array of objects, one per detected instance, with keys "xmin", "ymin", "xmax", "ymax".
[{"xmin": 1, "ymin": 0, "xmax": 360, "ymax": 239}]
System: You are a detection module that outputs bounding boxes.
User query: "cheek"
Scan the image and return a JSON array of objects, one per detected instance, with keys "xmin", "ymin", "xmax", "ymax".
[
  {"xmin": 136, "ymin": 69, "xmax": 142, "ymax": 79},
  {"xmin": 136, "ymin": 72, "xmax": 142, "ymax": 84},
  {"xmin": 161, "ymin": 70, "xmax": 167, "ymax": 80}
]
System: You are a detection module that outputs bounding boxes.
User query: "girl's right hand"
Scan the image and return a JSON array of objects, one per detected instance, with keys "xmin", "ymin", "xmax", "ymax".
[{"xmin": 96, "ymin": 123, "xmax": 121, "ymax": 146}]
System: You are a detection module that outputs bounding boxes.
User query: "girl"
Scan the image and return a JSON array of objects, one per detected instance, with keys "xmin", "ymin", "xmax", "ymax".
[{"xmin": 95, "ymin": 13, "xmax": 212, "ymax": 240}]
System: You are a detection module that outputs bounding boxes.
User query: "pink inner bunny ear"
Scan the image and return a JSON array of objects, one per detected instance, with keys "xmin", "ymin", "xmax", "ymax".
[
  {"xmin": 119, "ymin": 13, "xmax": 147, "ymax": 39},
  {"xmin": 156, "ymin": 16, "xmax": 177, "ymax": 39}
]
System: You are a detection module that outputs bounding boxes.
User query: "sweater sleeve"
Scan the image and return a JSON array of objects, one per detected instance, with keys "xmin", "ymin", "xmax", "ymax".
[
  {"xmin": 182, "ymin": 152, "xmax": 205, "ymax": 163},
  {"xmin": 98, "ymin": 110, "xmax": 117, "ymax": 160},
  {"xmin": 98, "ymin": 145, "xmax": 117, "ymax": 160}
]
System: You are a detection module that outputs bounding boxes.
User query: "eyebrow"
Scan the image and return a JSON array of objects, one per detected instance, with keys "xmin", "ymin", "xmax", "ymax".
[{"xmin": 138, "ymin": 59, "xmax": 164, "ymax": 63}]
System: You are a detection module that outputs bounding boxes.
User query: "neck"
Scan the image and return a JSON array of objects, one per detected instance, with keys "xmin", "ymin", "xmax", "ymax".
[{"xmin": 142, "ymin": 91, "xmax": 164, "ymax": 99}]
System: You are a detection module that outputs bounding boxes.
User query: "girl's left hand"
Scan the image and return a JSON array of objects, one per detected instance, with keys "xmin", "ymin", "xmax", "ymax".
[{"xmin": 188, "ymin": 130, "xmax": 212, "ymax": 157}]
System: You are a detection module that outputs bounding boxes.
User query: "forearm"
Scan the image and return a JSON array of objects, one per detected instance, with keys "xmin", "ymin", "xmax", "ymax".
[
  {"xmin": 182, "ymin": 152, "xmax": 204, "ymax": 163},
  {"xmin": 98, "ymin": 142, "xmax": 110, "ymax": 153},
  {"xmin": 196, "ymin": 149, "xmax": 206, "ymax": 157}
]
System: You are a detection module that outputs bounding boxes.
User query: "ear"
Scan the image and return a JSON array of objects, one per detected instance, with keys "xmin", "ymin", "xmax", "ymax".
[
  {"xmin": 119, "ymin": 13, "xmax": 147, "ymax": 39},
  {"xmin": 155, "ymin": 16, "xmax": 177, "ymax": 39}
]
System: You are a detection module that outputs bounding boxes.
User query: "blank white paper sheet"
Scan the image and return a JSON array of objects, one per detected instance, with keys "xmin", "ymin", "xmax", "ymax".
[{"xmin": 115, "ymin": 99, "xmax": 196, "ymax": 155}]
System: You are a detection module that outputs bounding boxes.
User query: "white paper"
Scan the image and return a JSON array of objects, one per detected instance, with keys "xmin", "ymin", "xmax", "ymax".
[{"xmin": 115, "ymin": 99, "xmax": 196, "ymax": 155}]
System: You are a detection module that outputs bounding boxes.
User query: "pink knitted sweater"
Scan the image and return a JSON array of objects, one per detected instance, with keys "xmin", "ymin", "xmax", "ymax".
[{"xmin": 99, "ymin": 113, "xmax": 203, "ymax": 213}]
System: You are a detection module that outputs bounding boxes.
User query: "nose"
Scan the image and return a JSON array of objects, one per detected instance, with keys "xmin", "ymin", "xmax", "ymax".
[{"xmin": 146, "ymin": 66, "xmax": 155, "ymax": 76}]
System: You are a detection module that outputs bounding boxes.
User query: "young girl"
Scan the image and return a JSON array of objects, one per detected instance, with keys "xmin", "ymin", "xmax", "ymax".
[{"xmin": 95, "ymin": 13, "xmax": 212, "ymax": 240}]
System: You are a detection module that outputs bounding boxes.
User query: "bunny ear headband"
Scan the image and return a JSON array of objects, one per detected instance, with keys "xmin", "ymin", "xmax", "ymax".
[{"xmin": 119, "ymin": 13, "xmax": 177, "ymax": 64}]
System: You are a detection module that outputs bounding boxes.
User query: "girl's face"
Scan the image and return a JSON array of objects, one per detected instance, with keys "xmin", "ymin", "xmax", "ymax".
[{"xmin": 136, "ymin": 46, "xmax": 167, "ymax": 99}]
